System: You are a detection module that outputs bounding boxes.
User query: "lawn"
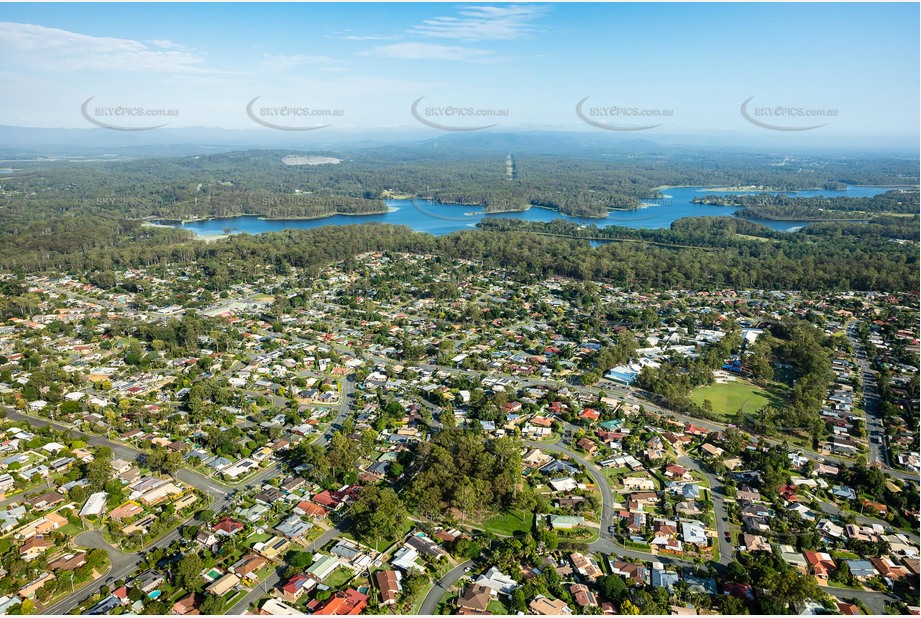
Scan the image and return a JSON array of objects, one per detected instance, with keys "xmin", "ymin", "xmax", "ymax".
[
  {"xmin": 342, "ymin": 518, "xmax": 413, "ymax": 552},
  {"xmin": 481, "ymin": 509, "xmax": 534, "ymax": 536},
  {"xmin": 559, "ymin": 526, "xmax": 600, "ymax": 544},
  {"xmin": 488, "ymin": 600, "xmax": 509, "ymax": 614},
  {"xmin": 690, "ymin": 379, "xmax": 781, "ymax": 418},
  {"xmin": 223, "ymin": 589, "xmax": 247, "ymax": 609},
  {"xmin": 602, "ymin": 466, "xmax": 631, "ymax": 488},
  {"xmin": 244, "ymin": 532, "xmax": 272, "ymax": 548},
  {"xmin": 324, "ymin": 566, "xmax": 354, "ymax": 589},
  {"xmin": 60, "ymin": 522, "xmax": 88, "ymax": 537},
  {"xmin": 432, "ymin": 589, "xmax": 455, "ymax": 615}
]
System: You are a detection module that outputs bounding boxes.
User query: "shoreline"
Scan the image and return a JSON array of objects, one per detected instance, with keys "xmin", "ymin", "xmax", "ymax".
[
  {"xmin": 736, "ymin": 214, "xmax": 871, "ymax": 223},
  {"xmin": 144, "ymin": 185, "xmax": 898, "ymax": 241},
  {"xmin": 145, "ymin": 206, "xmax": 393, "ymax": 226},
  {"xmin": 658, "ymin": 183, "xmax": 909, "ymax": 192},
  {"xmin": 528, "ymin": 203, "xmax": 637, "ymax": 219}
]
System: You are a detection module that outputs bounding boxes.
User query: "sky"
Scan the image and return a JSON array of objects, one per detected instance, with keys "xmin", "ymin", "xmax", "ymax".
[{"xmin": 0, "ymin": 2, "xmax": 918, "ymax": 145}]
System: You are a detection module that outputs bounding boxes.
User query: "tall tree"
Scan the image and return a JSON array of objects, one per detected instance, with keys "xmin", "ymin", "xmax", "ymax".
[{"xmin": 350, "ymin": 486, "xmax": 407, "ymax": 547}]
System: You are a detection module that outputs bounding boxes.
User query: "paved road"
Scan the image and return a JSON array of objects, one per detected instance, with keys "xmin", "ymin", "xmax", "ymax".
[
  {"xmin": 26, "ymin": 286, "xmax": 912, "ymax": 613},
  {"xmin": 523, "ymin": 437, "xmax": 734, "ymax": 568},
  {"xmin": 227, "ymin": 520, "xmax": 353, "ymax": 615},
  {"xmin": 822, "ymin": 586, "xmax": 897, "ymax": 615},
  {"xmin": 523, "ymin": 439, "xmax": 617, "ymax": 546},
  {"xmin": 40, "ymin": 282, "xmax": 918, "ymax": 485},
  {"xmin": 5, "ymin": 409, "xmax": 141, "ymax": 462},
  {"xmin": 360, "ymin": 347, "xmax": 918, "ymax": 485},
  {"xmin": 37, "ymin": 530, "xmax": 137, "ymax": 614},
  {"xmin": 42, "ymin": 463, "xmax": 282, "ymax": 615},
  {"xmin": 332, "ymin": 329, "xmax": 911, "ymax": 614},
  {"xmin": 2, "ymin": 407, "xmax": 284, "ymax": 615},
  {"xmin": 4, "ymin": 407, "xmax": 252, "ymax": 500},
  {"xmin": 223, "ymin": 379, "xmax": 355, "ymax": 615},
  {"xmin": 72, "ymin": 530, "xmax": 135, "ymax": 569},
  {"xmin": 818, "ymin": 501, "xmax": 920, "ymax": 544},
  {"xmin": 10, "ymin": 355, "xmax": 357, "ymax": 615},
  {"xmin": 677, "ymin": 455, "xmax": 733, "ymax": 566},
  {"xmin": 846, "ymin": 321, "xmax": 889, "ymax": 467},
  {"xmin": 418, "ymin": 560, "xmax": 473, "ymax": 615}
]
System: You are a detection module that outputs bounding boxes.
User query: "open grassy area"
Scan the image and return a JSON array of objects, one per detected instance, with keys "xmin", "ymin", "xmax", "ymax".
[
  {"xmin": 433, "ymin": 589, "xmax": 454, "ymax": 615},
  {"xmin": 558, "ymin": 525, "xmax": 601, "ymax": 544},
  {"xmin": 481, "ymin": 509, "xmax": 534, "ymax": 536},
  {"xmin": 59, "ymin": 522, "xmax": 88, "ymax": 537},
  {"xmin": 690, "ymin": 379, "xmax": 782, "ymax": 418},
  {"xmin": 324, "ymin": 566, "xmax": 354, "ymax": 589},
  {"xmin": 244, "ymin": 532, "xmax": 272, "ymax": 548},
  {"xmin": 735, "ymin": 233, "xmax": 774, "ymax": 242},
  {"xmin": 488, "ymin": 600, "xmax": 509, "ymax": 614},
  {"xmin": 342, "ymin": 518, "xmax": 413, "ymax": 552},
  {"xmin": 601, "ymin": 466, "xmax": 631, "ymax": 488}
]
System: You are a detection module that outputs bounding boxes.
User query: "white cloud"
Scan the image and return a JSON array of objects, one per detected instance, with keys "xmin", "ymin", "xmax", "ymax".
[
  {"xmin": 409, "ymin": 5, "xmax": 549, "ymax": 42},
  {"xmin": 0, "ymin": 22, "xmax": 213, "ymax": 73},
  {"xmin": 366, "ymin": 42, "xmax": 494, "ymax": 62},
  {"xmin": 339, "ymin": 34, "xmax": 398, "ymax": 41},
  {"xmin": 262, "ymin": 53, "xmax": 342, "ymax": 71},
  {"xmin": 330, "ymin": 30, "xmax": 398, "ymax": 42},
  {"xmin": 148, "ymin": 39, "xmax": 184, "ymax": 50}
]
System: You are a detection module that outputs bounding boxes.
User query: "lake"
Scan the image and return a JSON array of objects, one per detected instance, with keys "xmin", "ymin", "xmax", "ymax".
[{"xmin": 161, "ymin": 185, "xmax": 898, "ymax": 238}]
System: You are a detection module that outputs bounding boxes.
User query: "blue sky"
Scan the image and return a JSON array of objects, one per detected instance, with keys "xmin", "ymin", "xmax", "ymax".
[{"xmin": 0, "ymin": 3, "xmax": 918, "ymax": 143}]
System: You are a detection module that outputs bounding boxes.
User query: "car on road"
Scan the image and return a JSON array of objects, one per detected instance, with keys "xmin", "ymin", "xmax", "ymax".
[
  {"xmin": 608, "ymin": 526, "xmax": 615, "ymax": 533},
  {"xmin": 724, "ymin": 531, "xmax": 731, "ymax": 541}
]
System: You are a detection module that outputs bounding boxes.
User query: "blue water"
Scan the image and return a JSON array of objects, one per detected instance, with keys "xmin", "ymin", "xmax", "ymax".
[{"xmin": 162, "ymin": 185, "xmax": 898, "ymax": 238}]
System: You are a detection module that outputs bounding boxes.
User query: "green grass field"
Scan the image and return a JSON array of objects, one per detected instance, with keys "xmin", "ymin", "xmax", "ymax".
[
  {"xmin": 324, "ymin": 566, "xmax": 354, "ymax": 589},
  {"xmin": 690, "ymin": 379, "xmax": 780, "ymax": 417},
  {"xmin": 481, "ymin": 509, "xmax": 534, "ymax": 536}
]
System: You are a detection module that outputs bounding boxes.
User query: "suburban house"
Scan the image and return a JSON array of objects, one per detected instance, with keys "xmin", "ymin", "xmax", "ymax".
[
  {"xmin": 569, "ymin": 584, "xmax": 597, "ymax": 609},
  {"xmin": 374, "ymin": 570, "xmax": 402, "ymax": 606},
  {"xmin": 281, "ymin": 574, "xmax": 316, "ymax": 602},
  {"xmin": 313, "ymin": 588, "xmax": 369, "ymax": 615},
  {"xmin": 457, "ymin": 584, "xmax": 491, "ymax": 613},
  {"xmin": 172, "ymin": 593, "xmax": 199, "ymax": 615},
  {"xmin": 213, "ymin": 517, "xmax": 245, "ymax": 536},
  {"xmin": 529, "ymin": 595, "xmax": 573, "ymax": 615},
  {"xmin": 205, "ymin": 572, "xmax": 240, "ymax": 596},
  {"xmin": 474, "ymin": 567, "xmax": 518, "ymax": 596},
  {"xmin": 804, "ymin": 551, "xmax": 837, "ymax": 581},
  {"xmin": 19, "ymin": 536, "xmax": 51, "ymax": 561}
]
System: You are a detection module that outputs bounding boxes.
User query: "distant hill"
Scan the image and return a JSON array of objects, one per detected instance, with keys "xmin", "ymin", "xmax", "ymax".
[
  {"xmin": 408, "ymin": 131, "xmax": 667, "ymax": 156},
  {"xmin": 0, "ymin": 125, "xmax": 915, "ymax": 160}
]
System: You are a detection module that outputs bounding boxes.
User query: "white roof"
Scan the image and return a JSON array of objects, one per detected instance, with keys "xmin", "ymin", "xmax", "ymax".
[{"xmin": 80, "ymin": 491, "xmax": 108, "ymax": 517}]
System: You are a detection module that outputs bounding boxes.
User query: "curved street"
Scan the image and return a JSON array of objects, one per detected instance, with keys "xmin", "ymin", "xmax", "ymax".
[
  {"xmin": 525, "ymin": 435, "xmax": 897, "ymax": 614},
  {"xmin": 417, "ymin": 560, "xmax": 474, "ymax": 615},
  {"xmin": 4, "ymin": 329, "xmax": 911, "ymax": 615}
]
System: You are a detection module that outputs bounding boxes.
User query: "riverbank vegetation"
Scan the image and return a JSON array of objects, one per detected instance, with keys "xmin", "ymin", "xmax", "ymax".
[{"xmin": 691, "ymin": 189, "xmax": 919, "ymax": 222}]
